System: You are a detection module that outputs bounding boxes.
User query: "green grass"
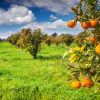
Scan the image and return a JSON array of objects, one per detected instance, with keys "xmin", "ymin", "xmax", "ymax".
[{"xmin": 0, "ymin": 42, "xmax": 100, "ymax": 100}]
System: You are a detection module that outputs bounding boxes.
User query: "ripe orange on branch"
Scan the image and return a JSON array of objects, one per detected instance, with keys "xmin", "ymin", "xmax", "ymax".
[
  {"xmin": 81, "ymin": 77, "xmax": 94, "ymax": 88},
  {"xmin": 95, "ymin": 44, "xmax": 100, "ymax": 54},
  {"xmin": 90, "ymin": 19, "xmax": 99, "ymax": 28},
  {"xmin": 71, "ymin": 80, "xmax": 81, "ymax": 89},
  {"xmin": 90, "ymin": 36, "xmax": 96, "ymax": 43},
  {"xmin": 67, "ymin": 21, "xmax": 76, "ymax": 28},
  {"xmin": 81, "ymin": 22, "xmax": 90, "ymax": 29}
]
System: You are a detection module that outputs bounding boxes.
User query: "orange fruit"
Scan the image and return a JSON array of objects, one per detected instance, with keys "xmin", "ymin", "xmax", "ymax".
[
  {"xmin": 81, "ymin": 22, "xmax": 90, "ymax": 29},
  {"xmin": 71, "ymin": 80, "xmax": 81, "ymax": 89},
  {"xmin": 95, "ymin": 44, "xmax": 100, "ymax": 54},
  {"xmin": 90, "ymin": 36, "xmax": 96, "ymax": 43},
  {"xmin": 67, "ymin": 21, "xmax": 76, "ymax": 28},
  {"xmin": 90, "ymin": 19, "xmax": 99, "ymax": 28},
  {"xmin": 81, "ymin": 77, "xmax": 94, "ymax": 88}
]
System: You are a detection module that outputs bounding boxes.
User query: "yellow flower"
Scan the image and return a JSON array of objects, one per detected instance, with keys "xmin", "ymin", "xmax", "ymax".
[
  {"xmin": 63, "ymin": 51, "xmax": 68, "ymax": 59},
  {"xmin": 80, "ymin": 45, "xmax": 85, "ymax": 52},
  {"xmin": 69, "ymin": 53, "xmax": 77, "ymax": 63},
  {"xmin": 69, "ymin": 48, "xmax": 73, "ymax": 53},
  {"xmin": 83, "ymin": 40, "xmax": 87, "ymax": 43},
  {"xmin": 74, "ymin": 47, "xmax": 80, "ymax": 51},
  {"xmin": 63, "ymin": 48, "xmax": 73, "ymax": 59}
]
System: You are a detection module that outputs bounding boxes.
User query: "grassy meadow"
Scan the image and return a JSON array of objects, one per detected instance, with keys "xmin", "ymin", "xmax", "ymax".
[{"xmin": 0, "ymin": 42, "xmax": 100, "ymax": 100}]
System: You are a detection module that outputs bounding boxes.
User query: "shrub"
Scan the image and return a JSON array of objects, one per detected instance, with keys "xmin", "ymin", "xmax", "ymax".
[
  {"xmin": 17, "ymin": 28, "xmax": 32, "ymax": 49},
  {"xmin": 7, "ymin": 33, "xmax": 20, "ymax": 45},
  {"xmin": 60, "ymin": 34, "xmax": 74, "ymax": 46},
  {"xmin": 7, "ymin": 28, "xmax": 43, "ymax": 59},
  {"xmin": 28, "ymin": 28, "xmax": 43, "ymax": 59},
  {"xmin": 52, "ymin": 32, "xmax": 57, "ymax": 37},
  {"xmin": 45, "ymin": 36, "xmax": 53, "ymax": 46}
]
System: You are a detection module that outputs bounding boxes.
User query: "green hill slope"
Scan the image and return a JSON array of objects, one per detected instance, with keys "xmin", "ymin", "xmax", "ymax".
[{"xmin": 0, "ymin": 42, "xmax": 99, "ymax": 100}]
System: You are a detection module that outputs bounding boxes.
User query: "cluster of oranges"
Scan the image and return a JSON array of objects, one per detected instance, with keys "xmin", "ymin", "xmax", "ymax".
[
  {"xmin": 67, "ymin": 19, "xmax": 100, "ymax": 55},
  {"xmin": 89, "ymin": 36, "xmax": 100, "ymax": 55},
  {"xmin": 71, "ymin": 77, "xmax": 94, "ymax": 89},
  {"xmin": 89, "ymin": 36, "xmax": 100, "ymax": 54},
  {"xmin": 67, "ymin": 19, "xmax": 99, "ymax": 29},
  {"xmin": 67, "ymin": 19, "xmax": 100, "ymax": 89}
]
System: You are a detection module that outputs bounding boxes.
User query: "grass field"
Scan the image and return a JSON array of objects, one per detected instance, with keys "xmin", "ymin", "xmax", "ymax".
[{"xmin": 0, "ymin": 42, "xmax": 100, "ymax": 100}]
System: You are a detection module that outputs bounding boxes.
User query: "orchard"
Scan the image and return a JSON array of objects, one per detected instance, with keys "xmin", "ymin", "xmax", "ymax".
[{"xmin": 65, "ymin": 0, "xmax": 100, "ymax": 89}]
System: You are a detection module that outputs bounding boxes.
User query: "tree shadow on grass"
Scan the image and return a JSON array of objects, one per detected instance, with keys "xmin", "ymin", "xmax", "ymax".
[{"xmin": 38, "ymin": 55, "xmax": 63, "ymax": 60}]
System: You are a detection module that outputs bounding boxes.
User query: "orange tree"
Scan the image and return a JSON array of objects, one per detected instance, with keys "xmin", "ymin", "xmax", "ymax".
[{"xmin": 65, "ymin": 0, "xmax": 100, "ymax": 89}]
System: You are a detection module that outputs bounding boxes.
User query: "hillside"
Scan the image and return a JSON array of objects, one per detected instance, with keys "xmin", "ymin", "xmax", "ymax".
[{"xmin": 0, "ymin": 42, "xmax": 99, "ymax": 100}]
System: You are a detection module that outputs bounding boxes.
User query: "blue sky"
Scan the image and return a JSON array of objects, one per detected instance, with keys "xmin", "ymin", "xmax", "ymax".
[{"xmin": 0, "ymin": 0, "xmax": 83, "ymax": 38}]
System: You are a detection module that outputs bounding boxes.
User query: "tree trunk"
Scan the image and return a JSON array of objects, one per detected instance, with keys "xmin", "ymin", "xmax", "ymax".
[{"xmin": 33, "ymin": 50, "xmax": 37, "ymax": 59}]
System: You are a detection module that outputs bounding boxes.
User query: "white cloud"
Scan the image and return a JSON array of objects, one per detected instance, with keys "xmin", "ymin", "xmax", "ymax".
[
  {"xmin": 0, "ymin": 5, "xmax": 36, "ymax": 25},
  {"xmin": 6, "ymin": 0, "xmax": 80, "ymax": 15},
  {"xmin": 23, "ymin": 19, "xmax": 66, "ymax": 30},
  {"xmin": 0, "ymin": 19, "xmax": 84, "ymax": 39},
  {"xmin": 27, "ymin": 0, "xmax": 80, "ymax": 15},
  {"xmin": 50, "ymin": 15, "xmax": 58, "ymax": 20},
  {"xmin": 23, "ymin": 19, "xmax": 83, "ymax": 35},
  {"xmin": 0, "ymin": 31, "xmax": 14, "ymax": 39}
]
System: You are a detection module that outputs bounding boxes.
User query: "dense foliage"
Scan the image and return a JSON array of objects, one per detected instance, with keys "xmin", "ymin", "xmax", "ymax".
[
  {"xmin": 7, "ymin": 28, "xmax": 74, "ymax": 58},
  {"xmin": 7, "ymin": 28, "xmax": 43, "ymax": 59},
  {"xmin": 65, "ymin": 0, "xmax": 100, "ymax": 89}
]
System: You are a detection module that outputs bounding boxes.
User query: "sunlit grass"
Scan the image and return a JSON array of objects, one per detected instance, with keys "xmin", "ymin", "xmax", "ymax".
[{"xmin": 0, "ymin": 42, "xmax": 99, "ymax": 100}]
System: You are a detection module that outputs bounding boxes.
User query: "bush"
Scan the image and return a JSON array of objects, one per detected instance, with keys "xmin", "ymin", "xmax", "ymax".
[
  {"xmin": 7, "ymin": 28, "xmax": 43, "ymax": 59},
  {"xmin": 60, "ymin": 34, "xmax": 74, "ymax": 46},
  {"xmin": 7, "ymin": 33, "xmax": 20, "ymax": 45},
  {"xmin": 45, "ymin": 36, "xmax": 53, "ymax": 46},
  {"xmin": 17, "ymin": 28, "xmax": 32, "ymax": 49},
  {"xmin": 27, "ymin": 28, "xmax": 43, "ymax": 59}
]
